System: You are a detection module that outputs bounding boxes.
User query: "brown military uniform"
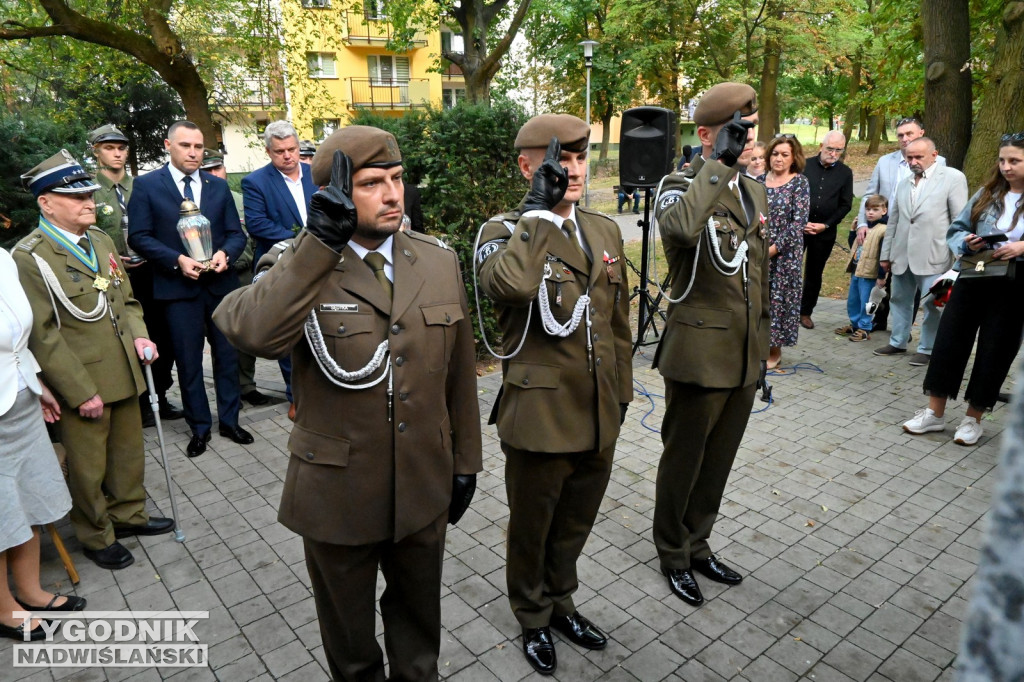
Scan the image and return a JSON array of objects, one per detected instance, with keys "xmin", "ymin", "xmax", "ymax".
[
  {"xmin": 13, "ymin": 226, "xmax": 151, "ymax": 550},
  {"xmin": 651, "ymin": 155, "xmax": 770, "ymax": 570},
  {"xmin": 93, "ymin": 172, "xmax": 133, "ymax": 255},
  {"xmin": 478, "ymin": 202, "xmax": 633, "ymax": 628},
  {"xmin": 213, "ymin": 229, "xmax": 481, "ymax": 680}
]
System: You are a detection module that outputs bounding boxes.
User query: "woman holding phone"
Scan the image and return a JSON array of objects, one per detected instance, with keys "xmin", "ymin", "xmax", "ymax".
[{"xmin": 902, "ymin": 132, "xmax": 1024, "ymax": 445}]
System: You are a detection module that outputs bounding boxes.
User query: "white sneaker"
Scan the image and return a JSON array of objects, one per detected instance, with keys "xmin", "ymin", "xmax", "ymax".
[
  {"xmin": 866, "ymin": 285, "xmax": 886, "ymax": 316},
  {"xmin": 954, "ymin": 417, "xmax": 983, "ymax": 445},
  {"xmin": 903, "ymin": 408, "xmax": 945, "ymax": 434}
]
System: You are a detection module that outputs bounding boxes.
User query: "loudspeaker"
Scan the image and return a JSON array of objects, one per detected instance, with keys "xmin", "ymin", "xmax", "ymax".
[{"xmin": 619, "ymin": 107, "xmax": 677, "ymax": 188}]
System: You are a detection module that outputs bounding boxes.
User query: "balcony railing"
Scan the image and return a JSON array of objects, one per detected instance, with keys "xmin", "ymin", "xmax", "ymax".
[
  {"xmin": 348, "ymin": 77, "xmax": 430, "ymax": 109},
  {"xmin": 345, "ymin": 10, "xmax": 427, "ymax": 45},
  {"xmin": 224, "ymin": 76, "xmax": 286, "ymax": 110}
]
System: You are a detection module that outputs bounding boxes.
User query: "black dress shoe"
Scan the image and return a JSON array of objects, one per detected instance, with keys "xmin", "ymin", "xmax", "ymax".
[
  {"xmin": 522, "ymin": 627, "xmax": 556, "ymax": 675},
  {"xmin": 0, "ymin": 620, "xmax": 46, "ymax": 641},
  {"xmin": 218, "ymin": 424, "xmax": 254, "ymax": 445},
  {"xmin": 114, "ymin": 517, "xmax": 175, "ymax": 539},
  {"xmin": 692, "ymin": 555, "xmax": 743, "ymax": 585},
  {"xmin": 187, "ymin": 432, "xmax": 212, "ymax": 458},
  {"xmin": 551, "ymin": 611, "xmax": 607, "ymax": 650},
  {"xmin": 664, "ymin": 568, "xmax": 704, "ymax": 606},
  {"xmin": 242, "ymin": 390, "xmax": 270, "ymax": 406},
  {"xmin": 16, "ymin": 593, "xmax": 87, "ymax": 612},
  {"xmin": 141, "ymin": 409, "xmax": 156, "ymax": 428},
  {"xmin": 83, "ymin": 541, "xmax": 134, "ymax": 570},
  {"xmin": 158, "ymin": 397, "xmax": 185, "ymax": 420}
]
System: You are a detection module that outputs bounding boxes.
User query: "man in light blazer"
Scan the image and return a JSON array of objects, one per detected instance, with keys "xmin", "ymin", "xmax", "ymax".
[
  {"xmin": 876, "ymin": 137, "xmax": 968, "ymax": 365},
  {"xmin": 241, "ymin": 120, "xmax": 317, "ymax": 264},
  {"xmin": 128, "ymin": 121, "xmax": 252, "ymax": 457}
]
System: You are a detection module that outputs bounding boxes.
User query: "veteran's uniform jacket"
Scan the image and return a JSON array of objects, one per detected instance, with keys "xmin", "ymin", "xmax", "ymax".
[
  {"xmin": 477, "ymin": 202, "xmax": 633, "ymax": 453},
  {"xmin": 13, "ymin": 226, "xmax": 148, "ymax": 407},
  {"xmin": 213, "ymin": 230, "xmax": 482, "ymax": 546},
  {"xmin": 653, "ymin": 156, "xmax": 770, "ymax": 388}
]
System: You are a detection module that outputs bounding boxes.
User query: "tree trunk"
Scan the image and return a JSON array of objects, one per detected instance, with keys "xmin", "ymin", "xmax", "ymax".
[
  {"xmin": 922, "ymin": 0, "xmax": 972, "ymax": 168},
  {"xmin": 599, "ymin": 104, "xmax": 613, "ymax": 161},
  {"xmin": 867, "ymin": 112, "xmax": 883, "ymax": 154},
  {"xmin": 757, "ymin": 13, "xmax": 782, "ymax": 142},
  {"xmin": 962, "ymin": 2, "xmax": 1024, "ymax": 187},
  {"xmin": 843, "ymin": 55, "xmax": 861, "ymax": 141}
]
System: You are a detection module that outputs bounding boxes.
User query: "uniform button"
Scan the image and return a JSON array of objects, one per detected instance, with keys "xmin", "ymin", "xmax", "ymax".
[
  {"xmin": 520, "ymin": 232, "xmax": 530, "ymax": 241},
  {"xmin": 399, "ymin": 392, "xmax": 408, "ymax": 401},
  {"xmin": 403, "ymin": 249, "xmax": 412, "ymax": 257},
  {"xmin": 522, "ymin": 377, "xmax": 529, "ymax": 386},
  {"xmin": 338, "ymin": 325, "xmax": 346, "ymax": 333},
  {"xmin": 395, "ymin": 356, "xmax": 405, "ymax": 366},
  {"xmin": 556, "ymin": 273, "xmax": 561, "ymax": 279},
  {"xmin": 593, "ymin": 333, "xmax": 599, "ymax": 341},
  {"xmin": 445, "ymin": 313, "xmax": 451, "ymax": 323},
  {"xmin": 697, "ymin": 320, "xmax": 704, "ymax": 326},
  {"xmin": 590, "ymin": 307, "xmax": 596, "ymax": 315},
  {"xmin": 596, "ymin": 357, "xmax": 602, "ymax": 366},
  {"xmin": 391, "ymin": 324, "xmax": 401, "ymax": 334},
  {"xmin": 305, "ymin": 452, "xmax": 315, "ymax": 461},
  {"xmin": 398, "ymin": 422, "xmax": 407, "ymax": 432},
  {"xmin": 710, "ymin": 175, "xmax": 719, "ymax": 183}
]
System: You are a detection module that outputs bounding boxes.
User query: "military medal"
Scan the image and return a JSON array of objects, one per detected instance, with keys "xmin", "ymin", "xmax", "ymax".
[
  {"xmin": 93, "ymin": 276, "xmax": 110, "ymax": 292},
  {"xmin": 108, "ymin": 253, "xmax": 123, "ymax": 287},
  {"xmin": 758, "ymin": 212, "xmax": 768, "ymax": 239},
  {"xmin": 730, "ymin": 232, "xmax": 739, "ymax": 250}
]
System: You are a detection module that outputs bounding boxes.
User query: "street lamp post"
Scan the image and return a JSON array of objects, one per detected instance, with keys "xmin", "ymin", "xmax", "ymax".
[{"xmin": 580, "ymin": 40, "xmax": 598, "ymax": 207}]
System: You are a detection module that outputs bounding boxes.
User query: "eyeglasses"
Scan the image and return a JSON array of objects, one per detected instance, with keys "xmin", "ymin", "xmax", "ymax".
[
  {"xmin": 774, "ymin": 133, "xmax": 796, "ymax": 140},
  {"xmin": 896, "ymin": 117, "xmax": 921, "ymax": 128},
  {"xmin": 823, "ymin": 146, "xmax": 846, "ymax": 154},
  {"xmin": 1001, "ymin": 132, "xmax": 1024, "ymax": 143}
]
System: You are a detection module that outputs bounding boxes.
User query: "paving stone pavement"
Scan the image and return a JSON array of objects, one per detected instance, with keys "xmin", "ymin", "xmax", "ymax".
[{"xmin": 3, "ymin": 296, "xmax": 1017, "ymax": 682}]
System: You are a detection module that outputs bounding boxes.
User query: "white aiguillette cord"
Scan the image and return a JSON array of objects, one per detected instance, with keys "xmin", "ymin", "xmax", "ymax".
[{"xmin": 32, "ymin": 254, "xmax": 108, "ymax": 329}]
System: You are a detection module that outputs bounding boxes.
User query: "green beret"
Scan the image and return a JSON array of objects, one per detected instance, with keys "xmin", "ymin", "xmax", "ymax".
[
  {"xmin": 312, "ymin": 126, "xmax": 402, "ymax": 186},
  {"xmin": 515, "ymin": 114, "xmax": 590, "ymax": 153},
  {"xmin": 693, "ymin": 82, "xmax": 758, "ymax": 126},
  {"xmin": 200, "ymin": 148, "xmax": 224, "ymax": 169},
  {"xmin": 88, "ymin": 123, "xmax": 129, "ymax": 146}
]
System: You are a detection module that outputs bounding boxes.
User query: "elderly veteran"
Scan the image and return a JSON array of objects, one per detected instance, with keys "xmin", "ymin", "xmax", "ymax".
[
  {"xmin": 651, "ymin": 82, "xmax": 770, "ymax": 607},
  {"xmin": 214, "ymin": 126, "xmax": 481, "ymax": 682},
  {"xmin": 476, "ymin": 114, "xmax": 633, "ymax": 675},
  {"xmin": 12, "ymin": 151, "xmax": 173, "ymax": 571}
]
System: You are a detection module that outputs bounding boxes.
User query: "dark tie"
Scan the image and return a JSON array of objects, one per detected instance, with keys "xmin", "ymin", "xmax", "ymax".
[
  {"xmin": 364, "ymin": 252, "xmax": 392, "ymax": 299},
  {"xmin": 563, "ymin": 219, "xmax": 590, "ymax": 264},
  {"xmin": 114, "ymin": 185, "xmax": 129, "ymax": 229},
  {"xmin": 182, "ymin": 175, "xmax": 194, "ymax": 202},
  {"xmin": 78, "ymin": 237, "xmax": 91, "ymax": 255}
]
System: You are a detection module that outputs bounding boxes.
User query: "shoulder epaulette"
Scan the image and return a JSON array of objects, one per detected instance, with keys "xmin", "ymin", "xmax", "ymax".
[
  {"xmin": 405, "ymin": 231, "xmax": 451, "ymax": 251},
  {"xmin": 15, "ymin": 233, "xmax": 44, "ymax": 252}
]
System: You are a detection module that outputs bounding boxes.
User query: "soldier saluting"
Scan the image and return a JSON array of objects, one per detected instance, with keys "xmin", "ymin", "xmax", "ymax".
[{"xmin": 13, "ymin": 150, "xmax": 174, "ymax": 571}]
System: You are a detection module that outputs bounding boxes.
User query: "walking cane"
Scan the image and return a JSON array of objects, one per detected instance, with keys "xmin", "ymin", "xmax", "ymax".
[{"xmin": 142, "ymin": 347, "xmax": 186, "ymax": 542}]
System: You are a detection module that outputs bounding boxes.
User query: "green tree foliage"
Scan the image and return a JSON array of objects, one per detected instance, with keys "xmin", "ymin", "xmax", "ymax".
[{"xmin": 352, "ymin": 100, "xmax": 528, "ymax": 353}]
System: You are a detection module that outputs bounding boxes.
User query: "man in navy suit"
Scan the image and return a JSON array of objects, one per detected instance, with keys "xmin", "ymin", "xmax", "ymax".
[
  {"xmin": 128, "ymin": 121, "xmax": 253, "ymax": 457},
  {"xmin": 242, "ymin": 121, "xmax": 317, "ymax": 264}
]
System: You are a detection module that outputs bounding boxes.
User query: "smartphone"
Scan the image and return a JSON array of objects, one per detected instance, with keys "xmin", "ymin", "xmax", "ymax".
[{"xmin": 979, "ymin": 233, "xmax": 1008, "ymax": 245}]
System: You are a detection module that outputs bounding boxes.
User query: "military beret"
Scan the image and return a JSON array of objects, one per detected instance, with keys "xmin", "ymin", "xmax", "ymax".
[
  {"xmin": 21, "ymin": 149, "xmax": 101, "ymax": 197},
  {"xmin": 299, "ymin": 139, "xmax": 317, "ymax": 157},
  {"xmin": 312, "ymin": 126, "xmax": 402, "ymax": 186},
  {"xmin": 514, "ymin": 114, "xmax": 590, "ymax": 152},
  {"xmin": 200, "ymin": 148, "xmax": 225, "ymax": 170},
  {"xmin": 693, "ymin": 82, "xmax": 758, "ymax": 126},
  {"xmin": 88, "ymin": 123, "xmax": 129, "ymax": 146}
]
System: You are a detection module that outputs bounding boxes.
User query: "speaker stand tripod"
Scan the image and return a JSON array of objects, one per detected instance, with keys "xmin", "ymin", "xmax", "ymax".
[{"xmin": 629, "ymin": 188, "xmax": 668, "ymax": 355}]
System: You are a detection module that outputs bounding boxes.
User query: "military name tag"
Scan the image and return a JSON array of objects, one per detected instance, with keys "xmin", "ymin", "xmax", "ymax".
[{"xmin": 320, "ymin": 303, "xmax": 358, "ymax": 313}]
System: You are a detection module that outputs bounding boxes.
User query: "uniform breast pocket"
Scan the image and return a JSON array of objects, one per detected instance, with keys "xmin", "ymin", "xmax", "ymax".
[
  {"xmin": 317, "ymin": 311, "xmax": 380, "ymax": 366},
  {"xmin": 544, "ymin": 263, "xmax": 580, "ymax": 321},
  {"xmin": 713, "ymin": 220, "xmax": 739, "ymax": 260},
  {"xmin": 421, "ymin": 302, "xmax": 464, "ymax": 373},
  {"xmin": 673, "ymin": 304, "xmax": 732, "ymax": 331}
]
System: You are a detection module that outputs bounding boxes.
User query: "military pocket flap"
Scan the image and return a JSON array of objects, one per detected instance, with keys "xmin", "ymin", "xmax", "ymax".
[
  {"xmin": 75, "ymin": 345, "xmax": 103, "ymax": 365},
  {"xmin": 674, "ymin": 305, "xmax": 731, "ymax": 330},
  {"xmin": 421, "ymin": 302, "xmax": 464, "ymax": 327},
  {"xmin": 505, "ymin": 362, "xmax": 560, "ymax": 389},
  {"xmin": 288, "ymin": 423, "xmax": 351, "ymax": 467},
  {"xmin": 319, "ymin": 311, "xmax": 375, "ymax": 338}
]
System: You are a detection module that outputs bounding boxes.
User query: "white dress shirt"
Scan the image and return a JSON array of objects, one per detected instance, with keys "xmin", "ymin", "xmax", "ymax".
[
  {"xmin": 279, "ymin": 170, "xmax": 309, "ymax": 226},
  {"xmin": 348, "ymin": 235, "xmax": 395, "ymax": 283},
  {"xmin": 168, "ymin": 164, "xmax": 203, "ymax": 207}
]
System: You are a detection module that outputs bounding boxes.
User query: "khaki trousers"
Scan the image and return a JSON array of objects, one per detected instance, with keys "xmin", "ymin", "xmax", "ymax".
[
  {"xmin": 504, "ymin": 442, "xmax": 615, "ymax": 629},
  {"xmin": 653, "ymin": 380, "xmax": 756, "ymax": 570}
]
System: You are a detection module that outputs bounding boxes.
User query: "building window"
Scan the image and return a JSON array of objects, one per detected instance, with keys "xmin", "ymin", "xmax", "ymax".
[
  {"xmin": 313, "ymin": 119, "xmax": 340, "ymax": 142},
  {"xmin": 367, "ymin": 55, "xmax": 410, "ymax": 85},
  {"xmin": 307, "ymin": 53, "xmax": 337, "ymax": 79},
  {"xmin": 442, "ymin": 87, "xmax": 466, "ymax": 109},
  {"xmin": 365, "ymin": 0, "xmax": 386, "ymax": 19},
  {"xmin": 301, "ymin": 0, "xmax": 331, "ymax": 7},
  {"xmin": 440, "ymin": 30, "xmax": 464, "ymax": 55}
]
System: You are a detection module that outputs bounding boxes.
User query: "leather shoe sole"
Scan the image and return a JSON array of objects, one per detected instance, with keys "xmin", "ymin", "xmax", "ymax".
[
  {"xmin": 187, "ymin": 432, "xmax": 212, "ymax": 458},
  {"xmin": 114, "ymin": 517, "xmax": 175, "ymax": 539},
  {"xmin": 551, "ymin": 612, "xmax": 607, "ymax": 650},
  {"xmin": 522, "ymin": 627, "xmax": 556, "ymax": 675},
  {"xmin": 218, "ymin": 425, "xmax": 254, "ymax": 445},
  {"xmin": 664, "ymin": 568, "xmax": 704, "ymax": 606},
  {"xmin": 692, "ymin": 556, "xmax": 743, "ymax": 585},
  {"xmin": 83, "ymin": 542, "xmax": 134, "ymax": 570}
]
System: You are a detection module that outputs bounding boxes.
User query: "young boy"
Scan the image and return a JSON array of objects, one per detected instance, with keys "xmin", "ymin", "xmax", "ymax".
[{"xmin": 835, "ymin": 195, "xmax": 888, "ymax": 341}]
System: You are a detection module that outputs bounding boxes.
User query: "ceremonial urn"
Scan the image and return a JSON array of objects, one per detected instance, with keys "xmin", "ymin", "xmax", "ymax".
[{"xmin": 176, "ymin": 200, "xmax": 213, "ymax": 268}]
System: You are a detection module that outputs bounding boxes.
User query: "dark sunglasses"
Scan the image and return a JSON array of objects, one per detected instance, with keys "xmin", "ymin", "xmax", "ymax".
[
  {"xmin": 1001, "ymin": 132, "xmax": 1024, "ymax": 144},
  {"xmin": 774, "ymin": 133, "xmax": 797, "ymax": 140},
  {"xmin": 896, "ymin": 117, "xmax": 921, "ymax": 128}
]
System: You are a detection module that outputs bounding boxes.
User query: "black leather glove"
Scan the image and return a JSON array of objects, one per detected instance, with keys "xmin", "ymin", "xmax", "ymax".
[
  {"xmin": 619, "ymin": 403, "xmax": 628, "ymax": 425},
  {"xmin": 448, "ymin": 474, "xmax": 477, "ymax": 525},
  {"xmin": 711, "ymin": 112, "xmax": 755, "ymax": 168},
  {"xmin": 523, "ymin": 137, "xmax": 569, "ymax": 212},
  {"xmin": 305, "ymin": 150, "xmax": 357, "ymax": 253}
]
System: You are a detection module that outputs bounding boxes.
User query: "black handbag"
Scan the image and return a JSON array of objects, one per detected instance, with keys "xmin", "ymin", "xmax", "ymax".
[{"xmin": 959, "ymin": 251, "xmax": 1016, "ymax": 279}]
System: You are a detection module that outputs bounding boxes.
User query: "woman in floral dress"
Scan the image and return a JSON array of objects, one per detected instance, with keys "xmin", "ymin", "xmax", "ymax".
[{"xmin": 758, "ymin": 136, "xmax": 810, "ymax": 368}]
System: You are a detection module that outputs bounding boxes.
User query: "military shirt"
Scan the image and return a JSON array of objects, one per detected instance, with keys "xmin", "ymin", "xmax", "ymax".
[{"xmin": 93, "ymin": 173, "xmax": 134, "ymax": 256}]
